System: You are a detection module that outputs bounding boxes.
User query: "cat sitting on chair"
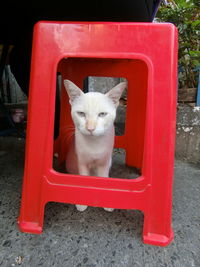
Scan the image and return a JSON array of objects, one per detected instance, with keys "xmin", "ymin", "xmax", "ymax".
[{"xmin": 64, "ymin": 80, "xmax": 127, "ymax": 212}]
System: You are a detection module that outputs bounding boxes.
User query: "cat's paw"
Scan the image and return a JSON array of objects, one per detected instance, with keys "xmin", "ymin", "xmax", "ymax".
[
  {"xmin": 103, "ymin": 208, "xmax": 114, "ymax": 212},
  {"xmin": 76, "ymin": 205, "xmax": 88, "ymax": 212}
]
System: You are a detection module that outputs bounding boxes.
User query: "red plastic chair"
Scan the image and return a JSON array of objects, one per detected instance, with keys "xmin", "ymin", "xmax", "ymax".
[{"xmin": 18, "ymin": 21, "xmax": 178, "ymax": 246}]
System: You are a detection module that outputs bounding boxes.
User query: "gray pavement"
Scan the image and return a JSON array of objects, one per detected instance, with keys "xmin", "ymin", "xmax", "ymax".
[{"xmin": 0, "ymin": 137, "xmax": 200, "ymax": 267}]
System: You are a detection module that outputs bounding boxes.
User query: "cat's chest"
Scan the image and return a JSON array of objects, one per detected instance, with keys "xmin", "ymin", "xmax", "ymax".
[
  {"xmin": 77, "ymin": 138, "xmax": 109, "ymax": 158},
  {"xmin": 75, "ymin": 133, "xmax": 114, "ymax": 163}
]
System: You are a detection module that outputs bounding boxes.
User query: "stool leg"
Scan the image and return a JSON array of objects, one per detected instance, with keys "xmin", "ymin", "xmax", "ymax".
[
  {"xmin": 18, "ymin": 120, "xmax": 51, "ymax": 233},
  {"xmin": 18, "ymin": 193, "xmax": 45, "ymax": 234},
  {"xmin": 142, "ymin": 134, "xmax": 175, "ymax": 246},
  {"xmin": 124, "ymin": 63, "xmax": 147, "ymax": 170},
  {"xmin": 142, "ymin": 167, "xmax": 174, "ymax": 246},
  {"xmin": 125, "ymin": 85, "xmax": 146, "ymax": 168},
  {"xmin": 142, "ymin": 88, "xmax": 176, "ymax": 246},
  {"xmin": 18, "ymin": 140, "xmax": 47, "ymax": 233},
  {"xmin": 18, "ymin": 54, "xmax": 57, "ymax": 233}
]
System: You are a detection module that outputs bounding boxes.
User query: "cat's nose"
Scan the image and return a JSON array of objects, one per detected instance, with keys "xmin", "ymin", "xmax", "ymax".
[
  {"xmin": 87, "ymin": 126, "xmax": 95, "ymax": 132},
  {"xmin": 86, "ymin": 120, "xmax": 96, "ymax": 133}
]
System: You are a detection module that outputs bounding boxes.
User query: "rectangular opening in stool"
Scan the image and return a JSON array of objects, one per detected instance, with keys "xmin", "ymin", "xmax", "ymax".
[{"xmin": 53, "ymin": 57, "xmax": 148, "ymax": 181}]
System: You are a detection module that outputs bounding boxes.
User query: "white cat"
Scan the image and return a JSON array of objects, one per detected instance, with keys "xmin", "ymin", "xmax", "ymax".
[{"xmin": 64, "ymin": 80, "xmax": 127, "ymax": 212}]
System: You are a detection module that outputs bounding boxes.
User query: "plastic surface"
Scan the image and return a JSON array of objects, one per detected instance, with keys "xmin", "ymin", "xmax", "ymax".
[{"xmin": 18, "ymin": 21, "xmax": 178, "ymax": 246}]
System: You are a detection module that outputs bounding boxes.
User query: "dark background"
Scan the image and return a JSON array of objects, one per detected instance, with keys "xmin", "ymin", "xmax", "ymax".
[{"xmin": 0, "ymin": 0, "xmax": 158, "ymax": 94}]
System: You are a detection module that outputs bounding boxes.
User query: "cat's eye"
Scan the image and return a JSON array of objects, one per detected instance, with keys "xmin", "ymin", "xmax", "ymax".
[
  {"xmin": 98, "ymin": 112, "xmax": 108, "ymax": 117},
  {"xmin": 77, "ymin": 111, "xmax": 85, "ymax": 117}
]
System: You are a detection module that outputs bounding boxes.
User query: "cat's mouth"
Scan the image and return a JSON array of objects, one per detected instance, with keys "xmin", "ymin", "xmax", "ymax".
[
  {"xmin": 83, "ymin": 130, "xmax": 101, "ymax": 137},
  {"xmin": 87, "ymin": 131, "xmax": 96, "ymax": 136},
  {"xmin": 79, "ymin": 129, "xmax": 95, "ymax": 136},
  {"xmin": 79, "ymin": 127, "xmax": 104, "ymax": 137}
]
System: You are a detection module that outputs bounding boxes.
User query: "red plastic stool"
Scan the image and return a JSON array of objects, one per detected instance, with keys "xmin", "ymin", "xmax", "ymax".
[{"xmin": 18, "ymin": 21, "xmax": 178, "ymax": 246}]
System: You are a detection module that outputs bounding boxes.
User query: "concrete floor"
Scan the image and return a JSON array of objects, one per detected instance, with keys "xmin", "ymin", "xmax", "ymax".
[{"xmin": 0, "ymin": 137, "xmax": 200, "ymax": 267}]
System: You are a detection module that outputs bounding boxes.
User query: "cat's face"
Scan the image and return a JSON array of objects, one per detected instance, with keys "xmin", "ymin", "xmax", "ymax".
[
  {"xmin": 64, "ymin": 80, "xmax": 127, "ymax": 137},
  {"xmin": 70, "ymin": 92, "xmax": 116, "ymax": 136}
]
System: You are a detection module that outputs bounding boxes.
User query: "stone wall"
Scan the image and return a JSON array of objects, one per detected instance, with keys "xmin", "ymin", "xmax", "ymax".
[{"xmin": 176, "ymin": 105, "xmax": 200, "ymax": 163}]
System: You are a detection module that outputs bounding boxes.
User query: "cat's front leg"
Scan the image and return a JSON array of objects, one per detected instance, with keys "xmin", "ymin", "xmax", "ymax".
[
  {"xmin": 76, "ymin": 205, "xmax": 88, "ymax": 212},
  {"xmin": 75, "ymin": 164, "xmax": 90, "ymax": 212},
  {"xmin": 95, "ymin": 164, "xmax": 110, "ymax": 178},
  {"xmin": 95, "ymin": 157, "xmax": 112, "ymax": 177},
  {"xmin": 96, "ymin": 163, "xmax": 114, "ymax": 212}
]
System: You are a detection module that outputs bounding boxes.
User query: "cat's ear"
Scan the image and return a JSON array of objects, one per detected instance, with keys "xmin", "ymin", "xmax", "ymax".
[
  {"xmin": 106, "ymin": 82, "xmax": 127, "ymax": 107},
  {"xmin": 64, "ymin": 80, "xmax": 84, "ymax": 104}
]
